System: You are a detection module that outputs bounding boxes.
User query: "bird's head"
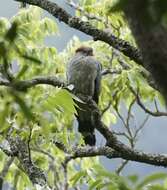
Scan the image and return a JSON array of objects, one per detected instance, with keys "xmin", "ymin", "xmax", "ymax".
[{"xmin": 75, "ymin": 46, "xmax": 93, "ymax": 56}]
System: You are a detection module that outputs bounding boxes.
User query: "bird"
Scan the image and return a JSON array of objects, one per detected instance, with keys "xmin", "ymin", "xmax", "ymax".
[{"xmin": 66, "ymin": 46, "xmax": 102, "ymax": 146}]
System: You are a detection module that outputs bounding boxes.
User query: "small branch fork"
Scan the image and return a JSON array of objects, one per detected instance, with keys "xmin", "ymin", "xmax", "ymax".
[
  {"xmin": 130, "ymin": 86, "xmax": 167, "ymax": 117},
  {"xmin": 114, "ymin": 97, "xmax": 149, "ymax": 174},
  {"xmin": 54, "ymin": 132, "xmax": 167, "ymax": 171}
]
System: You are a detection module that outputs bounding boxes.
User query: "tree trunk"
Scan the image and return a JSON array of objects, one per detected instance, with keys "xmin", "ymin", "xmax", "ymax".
[{"xmin": 123, "ymin": 0, "xmax": 167, "ymax": 101}]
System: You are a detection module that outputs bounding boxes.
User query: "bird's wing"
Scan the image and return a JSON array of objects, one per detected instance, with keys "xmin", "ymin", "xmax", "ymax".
[{"xmin": 93, "ymin": 59, "xmax": 102, "ymax": 103}]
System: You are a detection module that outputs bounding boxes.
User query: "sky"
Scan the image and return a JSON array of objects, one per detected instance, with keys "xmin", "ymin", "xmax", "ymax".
[
  {"xmin": 1, "ymin": 0, "xmax": 91, "ymax": 51},
  {"xmin": 1, "ymin": 0, "xmax": 167, "ymax": 187}
]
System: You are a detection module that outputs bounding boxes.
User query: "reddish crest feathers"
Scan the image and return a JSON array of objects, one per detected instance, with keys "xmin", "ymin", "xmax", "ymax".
[{"xmin": 75, "ymin": 46, "xmax": 93, "ymax": 56}]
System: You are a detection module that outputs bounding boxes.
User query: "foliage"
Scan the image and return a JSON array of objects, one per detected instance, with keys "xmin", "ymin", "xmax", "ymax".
[
  {"xmin": 0, "ymin": 2, "xmax": 166, "ymax": 190},
  {"xmin": 107, "ymin": 0, "xmax": 167, "ymax": 26}
]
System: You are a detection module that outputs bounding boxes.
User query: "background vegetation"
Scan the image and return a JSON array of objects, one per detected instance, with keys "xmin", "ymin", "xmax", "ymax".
[{"xmin": 0, "ymin": 0, "xmax": 167, "ymax": 189}]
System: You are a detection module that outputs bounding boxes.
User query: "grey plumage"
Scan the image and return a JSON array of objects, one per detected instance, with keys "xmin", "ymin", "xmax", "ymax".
[{"xmin": 66, "ymin": 46, "xmax": 101, "ymax": 145}]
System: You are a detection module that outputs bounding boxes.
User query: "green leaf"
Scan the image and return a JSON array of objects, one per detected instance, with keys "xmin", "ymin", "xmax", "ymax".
[
  {"xmin": 89, "ymin": 179, "xmax": 103, "ymax": 190},
  {"xmin": 108, "ymin": 0, "xmax": 129, "ymax": 13},
  {"xmin": 163, "ymin": 178, "xmax": 167, "ymax": 188},
  {"xmin": 70, "ymin": 170, "xmax": 86, "ymax": 186},
  {"xmin": 16, "ymin": 64, "xmax": 29, "ymax": 79},
  {"xmin": 22, "ymin": 54, "xmax": 42, "ymax": 64},
  {"xmin": 147, "ymin": 184, "xmax": 166, "ymax": 190},
  {"xmin": 127, "ymin": 174, "xmax": 139, "ymax": 184},
  {"xmin": 12, "ymin": 92, "xmax": 34, "ymax": 120},
  {"xmin": 0, "ymin": 17, "xmax": 10, "ymax": 36},
  {"xmin": 5, "ymin": 22, "xmax": 18, "ymax": 42},
  {"xmin": 83, "ymin": 0, "xmax": 97, "ymax": 6},
  {"xmin": 102, "ymin": 111, "xmax": 117, "ymax": 126},
  {"xmin": 40, "ymin": 17, "xmax": 58, "ymax": 35},
  {"xmin": 0, "ymin": 102, "xmax": 9, "ymax": 127},
  {"xmin": 97, "ymin": 182, "xmax": 119, "ymax": 190},
  {"xmin": 46, "ymin": 89, "xmax": 77, "ymax": 115},
  {"xmin": 136, "ymin": 173, "xmax": 167, "ymax": 189}
]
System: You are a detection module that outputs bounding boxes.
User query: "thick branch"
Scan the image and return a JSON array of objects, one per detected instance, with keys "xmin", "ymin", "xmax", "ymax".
[
  {"xmin": 88, "ymin": 99, "xmax": 167, "ymax": 167},
  {"xmin": 14, "ymin": 0, "xmax": 143, "ymax": 65},
  {"xmin": 64, "ymin": 147, "xmax": 117, "ymax": 164},
  {"xmin": 97, "ymin": 122, "xmax": 167, "ymax": 167},
  {"xmin": 0, "ymin": 76, "xmax": 65, "ymax": 90},
  {"xmin": 123, "ymin": 1, "xmax": 167, "ymax": 101},
  {"xmin": 0, "ymin": 136, "xmax": 49, "ymax": 187},
  {"xmin": 67, "ymin": 0, "xmax": 117, "ymax": 29},
  {"xmin": 57, "ymin": 96, "xmax": 167, "ymax": 167},
  {"xmin": 57, "ymin": 141, "xmax": 167, "ymax": 168},
  {"xmin": 7, "ymin": 136, "xmax": 47, "ymax": 186}
]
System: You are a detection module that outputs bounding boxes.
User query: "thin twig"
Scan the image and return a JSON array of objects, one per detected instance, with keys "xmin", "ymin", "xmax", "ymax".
[
  {"xmin": 116, "ymin": 160, "xmax": 128, "ymax": 175},
  {"xmin": 126, "ymin": 98, "xmax": 136, "ymax": 140},
  {"xmin": 112, "ymin": 131, "xmax": 131, "ymax": 141},
  {"xmin": 134, "ymin": 115, "xmax": 149, "ymax": 140},
  {"xmin": 27, "ymin": 126, "xmax": 32, "ymax": 163},
  {"xmin": 66, "ymin": 0, "xmax": 118, "ymax": 30},
  {"xmin": 154, "ymin": 99, "xmax": 159, "ymax": 112},
  {"xmin": 130, "ymin": 87, "xmax": 167, "ymax": 117},
  {"xmin": 101, "ymin": 69, "xmax": 121, "ymax": 76},
  {"xmin": 14, "ymin": 0, "xmax": 143, "ymax": 65},
  {"xmin": 32, "ymin": 147, "xmax": 61, "ymax": 189},
  {"xmin": 101, "ymin": 101, "xmax": 112, "ymax": 116}
]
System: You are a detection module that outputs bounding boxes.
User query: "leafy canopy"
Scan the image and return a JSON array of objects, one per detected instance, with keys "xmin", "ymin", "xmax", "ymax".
[{"xmin": 0, "ymin": 3, "xmax": 166, "ymax": 190}]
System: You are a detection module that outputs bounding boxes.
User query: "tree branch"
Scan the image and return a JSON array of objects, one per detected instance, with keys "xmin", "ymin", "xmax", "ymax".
[
  {"xmin": 123, "ymin": 0, "xmax": 167, "ymax": 101},
  {"xmin": 0, "ymin": 76, "xmax": 65, "ymax": 90},
  {"xmin": 56, "ymin": 140, "xmax": 167, "ymax": 168},
  {"xmin": 130, "ymin": 87, "xmax": 167, "ymax": 117},
  {"xmin": 8, "ymin": 136, "xmax": 47, "ymax": 185},
  {"xmin": 0, "ymin": 157, "xmax": 14, "ymax": 190},
  {"xmin": 87, "ymin": 99, "xmax": 167, "ymax": 167},
  {"xmin": 0, "ymin": 136, "xmax": 51, "ymax": 188},
  {"xmin": 54, "ymin": 97, "xmax": 167, "ymax": 168},
  {"xmin": 66, "ymin": 0, "xmax": 117, "ymax": 30},
  {"xmin": 14, "ymin": 0, "xmax": 143, "ymax": 65},
  {"xmin": 98, "ymin": 122, "xmax": 167, "ymax": 167},
  {"xmin": 1, "ymin": 77, "xmax": 167, "ymax": 168}
]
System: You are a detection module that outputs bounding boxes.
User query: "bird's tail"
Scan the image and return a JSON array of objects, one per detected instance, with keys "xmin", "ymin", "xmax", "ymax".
[{"xmin": 78, "ymin": 119, "xmax": 96, "ymax": 146}]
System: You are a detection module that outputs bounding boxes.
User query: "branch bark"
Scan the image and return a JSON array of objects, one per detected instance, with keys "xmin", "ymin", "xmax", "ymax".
[
  {"xmin": 123, "ymin": 0, "xmax": 167, "ymax": 101},
  {"xmin": 56, "ymin": 138, "xmax": 167, "ymax": 168},
  {"xmin": 0, "ymin": 76, "xmax": 65, "ymax": 90},
  {"xmin": 87, "ymin": 99, "xmax": 167, "ymax": 167},
  {"xmin": 7, "ymin": 136, "xmax": 47, "ymax": 185},
  {"xmin": 0, "ymin": 136, "xmax": 52, "ymax": 188},
  {"xmin": 54, "ymin": 96, "xmax": 167, "ymax": 168},
  {"xmin": 14, "ymin": 0, "xmax": 143, "ymax": 65}
]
